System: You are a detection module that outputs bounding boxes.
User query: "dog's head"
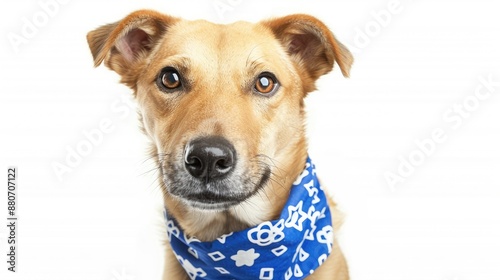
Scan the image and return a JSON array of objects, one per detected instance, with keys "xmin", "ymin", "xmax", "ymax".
[{"xmin": 87, "ymin": 10, "xmax": 352, "ymax": 217}]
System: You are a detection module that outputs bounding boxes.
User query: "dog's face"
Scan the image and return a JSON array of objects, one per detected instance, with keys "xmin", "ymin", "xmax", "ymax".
[{"xmin": 88, "ymin": 10, "xmax": 352, "ymax": 215}]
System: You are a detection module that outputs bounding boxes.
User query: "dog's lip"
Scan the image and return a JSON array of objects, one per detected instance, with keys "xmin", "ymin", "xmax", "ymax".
[
  {"xmin": 184, "ymin": 191, "xmax": 241, "ymax": 204},
  {"xmin": 182, "ymin": 199, "xmax": 238, "ymax": 211},
  {"xmin": 174, "ymin": 191, "xmax": 242, "ymax": 211}
]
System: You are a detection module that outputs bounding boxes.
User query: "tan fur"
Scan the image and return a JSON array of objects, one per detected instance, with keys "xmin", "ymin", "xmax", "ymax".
[{"xmin": 87, "ymin": 9, "xmax": 353, "ymax": 280}]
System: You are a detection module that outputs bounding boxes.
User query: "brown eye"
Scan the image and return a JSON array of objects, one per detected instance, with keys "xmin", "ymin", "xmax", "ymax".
[
  {"xmin": 162, "ymin": 71, "xmax": 181, "ymax": 88},
  {"xmin": 254, "ymin": 73, "xmax": 279, "ymax": 96},
  {"xmin": 157, "ymin": 67, "xmax": 182, "ymax": 92}
]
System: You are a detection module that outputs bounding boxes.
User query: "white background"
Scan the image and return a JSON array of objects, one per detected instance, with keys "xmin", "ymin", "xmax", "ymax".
[{"xmin": 1, "ymin": 0, "xmax": 499, "ymax": 279}]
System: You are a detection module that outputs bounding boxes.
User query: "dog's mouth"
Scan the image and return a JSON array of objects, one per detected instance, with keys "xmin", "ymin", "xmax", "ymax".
[
  {"xmin": 161, "ymin": 163, "xmax": 271, "ymax": 211},
  {"xmin": 178, "ymin": 191, "xmax": 244, "ymax": 211}
]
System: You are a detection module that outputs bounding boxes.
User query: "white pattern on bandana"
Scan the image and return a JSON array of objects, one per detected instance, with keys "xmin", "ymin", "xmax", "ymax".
[{"xmin": 164, "ymin": 157, "xmax": 333, "ymax": 279}]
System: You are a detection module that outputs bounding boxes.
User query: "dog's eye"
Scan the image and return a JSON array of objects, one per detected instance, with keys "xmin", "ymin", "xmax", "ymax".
[
  {"xmin": 162, "ymin": 70, "xmax": 181, "ymax": 89},
  {"xmin": 157, "ymin": 67, "xmax": 182, "ymax": 91},
  {"xmin": 254, "ymin": 73, "xmax": 279, "ymax": 96}
]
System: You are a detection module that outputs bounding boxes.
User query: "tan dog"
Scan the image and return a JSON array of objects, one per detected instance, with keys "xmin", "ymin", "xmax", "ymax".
[{"xmin": 87, "ymin": 10, "xmax": 352, "ymax": 280}]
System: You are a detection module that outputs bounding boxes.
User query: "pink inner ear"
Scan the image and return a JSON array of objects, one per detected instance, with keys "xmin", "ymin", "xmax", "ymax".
[
  {"xmin": 115, "ymin": 28, "xmax": 150, "ymax": 62},
  {"xmin": 287, "ymin": 32, "xmax": 320, "ymax": 59},
  {"xmin": 289, "ymin": 34, "xmax": 309, "ymax": 54}
]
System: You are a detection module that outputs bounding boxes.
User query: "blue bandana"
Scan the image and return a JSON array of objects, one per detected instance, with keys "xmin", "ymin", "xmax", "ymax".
[{"xmin": 164, "ymin": 157, "xmax": 333, "ymax": 280}]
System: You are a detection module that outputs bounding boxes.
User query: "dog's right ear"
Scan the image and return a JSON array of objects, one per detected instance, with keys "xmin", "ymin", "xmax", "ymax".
[{"xmin": 87, "ymin": 10, "xmax": 178, "ymax": 78}]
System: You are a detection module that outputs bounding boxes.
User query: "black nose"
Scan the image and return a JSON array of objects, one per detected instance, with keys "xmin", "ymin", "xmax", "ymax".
[{"xmin": 184, "ymin": 136, "xmax": 236, "ymax": 181}]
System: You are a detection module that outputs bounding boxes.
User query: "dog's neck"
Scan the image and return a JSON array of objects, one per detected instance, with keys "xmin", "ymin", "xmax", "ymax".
[{"xmin": 159, "ymin": 147, "xmax": 308, "ymax": 242}]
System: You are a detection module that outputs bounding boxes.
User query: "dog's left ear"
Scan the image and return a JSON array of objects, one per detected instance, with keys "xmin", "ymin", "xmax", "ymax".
[{"xmin": 263, "ymin": 14, "xmax": 353, "ymax": 91}]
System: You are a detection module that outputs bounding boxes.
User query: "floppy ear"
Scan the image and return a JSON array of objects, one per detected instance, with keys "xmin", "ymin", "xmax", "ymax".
[
  {"xmin": 87, "ymin": 10, "xmax": 178, "ymax": 84},
  {"xmin": 262, "ymin": 14, "xmax": 353, "ymax": 91}
]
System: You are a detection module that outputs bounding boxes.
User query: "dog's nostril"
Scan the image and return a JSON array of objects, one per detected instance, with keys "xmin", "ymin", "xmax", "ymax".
[
  {"xmin": 216, "ymin": 159, "xmax": 226, "ymax": 168},
  {"xmin": 215, "ymin": 158, "xmax": 231, "ymax": 171},
  {"xmin": 186, "ymin": 156, "xmax": 203, "ymax": 170},
  {"xmin": 184, "ymin": 136, "xmax": 236, "ymax": 180}
]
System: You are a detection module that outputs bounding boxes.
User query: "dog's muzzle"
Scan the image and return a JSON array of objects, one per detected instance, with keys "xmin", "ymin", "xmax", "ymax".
[{"xmin": 162, "ymin": 136, "xmax": 270, "ymax": 210}]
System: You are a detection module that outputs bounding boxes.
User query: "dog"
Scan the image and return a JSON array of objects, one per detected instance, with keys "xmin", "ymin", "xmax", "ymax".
[{"xmin": 87, "ymin": 9, "xmax": 352, "ymax": 280}]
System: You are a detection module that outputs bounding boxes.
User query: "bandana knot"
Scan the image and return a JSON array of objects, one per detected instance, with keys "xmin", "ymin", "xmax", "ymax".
[{"xmin": 164, "ymin": 157, "xmax": 333, "ymax": 280}]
